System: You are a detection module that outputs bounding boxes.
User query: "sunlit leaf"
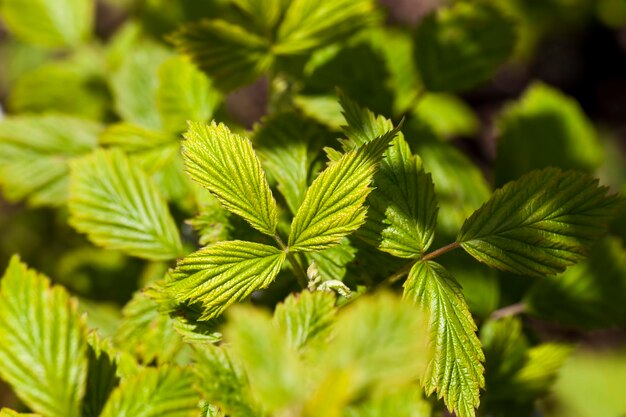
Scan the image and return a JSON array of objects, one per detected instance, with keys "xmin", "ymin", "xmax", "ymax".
[
  {"xmin": 404, "ymin": 261, "xmax": 484, "ymax": 417},
  {"xmin": 167, "ymin": 241, "xmax": 286, "ymax": 320},
  {"xmin": 0, "ymin": 256, "xmax": 88, "ymax": 417},
  {"xmin": 69, "ymin": 149, "xmax": 183, "ymax": 260},
  {"xmin": 183, "ymin": 121, "xmax": 278, "ymax": 235},
  {"xmin": 458, "ymin": 168, "xmax": 618, "ymax": 277}
]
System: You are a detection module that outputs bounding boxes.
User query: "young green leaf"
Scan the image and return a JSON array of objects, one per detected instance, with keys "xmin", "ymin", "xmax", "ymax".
[
  {"xmin": 0, "ymin": 115, "xmax": 100, "ymax": 206},
  {"xmin": 414, "ymin": 3, "xmax": 516, "ymax": 92},
  {"xmin": 457, "ymin": 168, "xmax": 619, "ymax": 277},
  {"xmin": 167, "ymin": 241, "xmax": 287, "ymax": 320},
  {"xmin": 495, "ymin": 82, "xmax": 603, "ymax": 186},
  {"xmin": 275, "ymin": 0, "xmax": 379, "ymax": 55},
  {"xmin": 172, "ymin": 20, "xmax": 273, "ymax": 92},
  {"xmin": 156, "ymin": 56, "xmax": 221, "ymax": 134},
  {"xmin": 183, "ymin": 121, "xmax": 278, "ymax": 236},
  {"xmin": 338, "ymin": 90, "xmax": 394, "ymax": 149},
  {"xmin": 0, "ymin": 0, "xmax": 93, "ymax": 47},
  {"xmin": 361, "ymin": 136, "xmax": 438, "ymax": 258},
  {"xmin": 194, "ymin": 345, "xmax": 261, "ymax": 417},
  {"xmin": 253, "ymin": 113, "xmax": 323, "ymax": 214},
  {"xmin": 68, "ymin": 149, "xmax": 183, "ymax": 260},
  {"xmin": 0, "ymin": 256, "xmax": 88, "ymax": 417},
  {"xmin": 288, "ymin": 130, "xmax": 397, "ymax": 252},
  {"xmin": 404, "ymin": 261, "xmax": 484, "ymax": 417},
  {"xmin": 273, "ymin": 290, "xmax": 337, "ymax": 351},
  {"xmin": 99, "ymin": 367, "xmax": 199, "ymax": 417}
]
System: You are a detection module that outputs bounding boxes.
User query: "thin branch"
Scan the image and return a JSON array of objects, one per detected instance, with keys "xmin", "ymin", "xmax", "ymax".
[
  {"xmin": 422, "ymin": 241, "xmax": 461, "ymax": 261},
  {"xmin": 490, "ymin": 302, "xmax": 527, "ymax": 320}
]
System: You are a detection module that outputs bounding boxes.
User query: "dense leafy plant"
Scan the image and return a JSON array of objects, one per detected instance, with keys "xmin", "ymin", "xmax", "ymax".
[{"xmin": 0, "ymin": 0, "xmax": 625, "ymax": 417}]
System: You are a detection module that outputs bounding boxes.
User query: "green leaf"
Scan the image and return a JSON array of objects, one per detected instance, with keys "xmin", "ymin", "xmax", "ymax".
[
  {"xmin": 183, "ymin": 121, "xmax": 278, "ymax": 235},
  {"xmin": 115, "ymin": 292, "xmax": 185, "ymax": 364},
  {"xmin": 194, "ymin": 345, "xmax": 261, "ymax": 417},
  {"xmin": 0, "ymin": 0, "xmax": 93, "ymax": 47},
  {"xmin": 110, "ymin": 39, "xmax": 170, "ymax": 129},
  {"xmin": 338, "ymin": 95, "xmax": 438, "ymax": 257},
  {"xmin": 345, "ymin": 388, "xmax": 431, "ymax": 417},
  {"xmin": 273, "ymin": 290, "xmax": 337, "ymax": 351},
  {"xmin": 413, "ymin": 93, "xmax": 479, "ymax": 138},
  {"xmin": 338, "ymin": 90, "xmax": 394, "ymax": 149},
  {"xmin": 308, "ymin": 238, "xmax": 357, "ymax": 282},
  {"xmin": 368, "ymin": 28, "xmax": 421, "ymax": 116},
  {"xmin": 525, "ymin": 237, "xmax": 626, "ymax": 328},
  {"xmin": 288, "ymin": 131, "xmax": 397, "ymax": 252},
  {"xmin": 253, "ymin": 113, "xmax": 323, "ymax": 214},
  {"xmin": 293, "ymin": 95, "xmax": 345, "ymax": 129},
  {"xmin": 99, "ymin": 367, "xmax": 199, "ymax": 417},
  {"xmin": 404, "ymin": 261, "xmax": 484, "ymax": 417},
  {"xmin": 458, "ymin": 168, "xmax": 618, "ymax": 277},
  {"xmin": 275, "ymin": 0, "xmax": 379, "ymax": 55},
  {"xmin": 413, "ymin": 136, "xmax": 491, "ymax": 240},
  {"xmin": 495, "ymin": 82, "xmax": 603, "ymax": 186},
  {"xmin": 68, "ymin": 149, "xmax": 183, "ymax": 260},
  {"xmin": 226, "ymin": 306, "xmax": 307, "ymax": 412},
  {"xmin": 361, "ymin": 135, "xmax": 438, "ymax": 258},
  {"xmin": 302, "ymin": 42, "xmax": 394, "ymax": 116},
  {"xmin": 172, "ymin": 19, "xmax": 273, "ymax": 92},
  {"xmin": 323, "ymin": 291, "xmax": 429, "ymax": 393},
  {"xmin": 0, "ymin": 256, "xmax": 88, "ymax": 417},
  {"xmin": 82, "ymin": 334, "xmax": 119, "ymax": 417},
  {"xmin": 156, "ymin": 56, "xmax": 221, "ymax": 134},
  {"xmin": 0, "ymin": 115, "xmax": 100, "ymax": 206},
  {"xmin": 414, "ymin": 3, "xmax": 516, "ymax": 92},
  {"xmin": 9, "ymin": 55, "xmax": 110, "ymax": 120},
  {"xmin": 232, "ymin": 0, "xmax": 288, "ymax": 32},
  {"xmin": 167, "ymin": 241, "xmax": 286, "ymax": 320},
  {"xmin": 480, "ymin": 317, "xmax": 571, "ymax": 407}
]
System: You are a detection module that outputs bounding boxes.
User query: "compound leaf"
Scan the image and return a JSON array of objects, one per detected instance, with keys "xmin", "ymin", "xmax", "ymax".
[
  {"xmin": 172, "ymin": 20, "xmax": 272, "ymax": 92},
  {"xmin": 0, "ymin": 256, "xmax": 88, "ymax": 417},
  {"xmin": 183, "ymin": 121, "xmax": 278, "ymax": 236},
  {"xmin": 275, "ymin": 0, "xmax": 378, "ymax": 55},
  {"xmin": 457, "ymin": 168, "xmax": 618, "ymax": 277},
  {"xmin": 0, "ymin": 0, "xmax": 93, "ymax": 47},
  {"xmin": 156, "ymin": 56, "xmax": 221, "ymax": 134},
  {"xmin": 0, "ymin": 115, "xmax": 100, "ymax": 206},
  {"xmin": 99, "ymin": 367, "xmax": 199, "ymax": 417},
  {"xmin": 288, "ymin": 130, "xmax": 397, "ymax": 252},
  {"xmin": 167, "ymin": 241, "xmax": 286, "ymax": 320},
  {"xmin": 69, "ymin": 149, "xmax": 183, "ymax": 260},
  {"xmin": 404, "ymin": 261, "xmax": 484, "ymax": 417},
  {"xmin": 414, "ymin": 3, "xmax": 516, "ymax": 92}
]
